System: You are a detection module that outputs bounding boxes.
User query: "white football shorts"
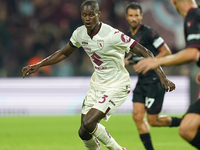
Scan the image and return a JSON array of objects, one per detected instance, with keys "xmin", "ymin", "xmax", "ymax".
[{"xmin": 81, "ymin": 86, "xmax": 130, "ymax": 121}]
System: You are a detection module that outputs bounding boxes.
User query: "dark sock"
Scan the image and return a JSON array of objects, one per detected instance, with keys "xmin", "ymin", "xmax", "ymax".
[
  {"xmin": 140, "ymin": 133, "xmax": 154, "ymax": 150},
  {"xmin": 190, "ymin": 128, "xmax": 200, "ymax": 149},
  {"xmin": 170, "ymin": 117, "xmax": 182, "ymax": 127}
]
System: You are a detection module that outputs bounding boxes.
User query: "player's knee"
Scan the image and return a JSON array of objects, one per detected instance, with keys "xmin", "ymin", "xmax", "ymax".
[
  {"xmin": 179, "ymin": 125, "xmax": 188, "ymax": 139},
  {"xmin": 82, "ymin": 119, "xmax": 96, "ymax": 133},
  {"xmin": 179, "ymin": 123, "xmax": 193, "ymax": 141},
  {"xmin": 78, "ymin": 126, "xmax": 92, "ymax": 140},
  {"xmin": 82, "ymin": 120, "xmax": 92, "ymax": 132},
  {"xmin": 148, "ymin": 119, "xmax": 157, "ymax": 126},
  {"xmin": 132, "ymin": 111, "xmax": 143, "ymax": 122},
  {"xmin": 78, "ymin": 128, "xmax": 84, "ymax": 139},
  {"xmin": 147, "ymin": 117, "xmax": 159, "ymax": 127}
]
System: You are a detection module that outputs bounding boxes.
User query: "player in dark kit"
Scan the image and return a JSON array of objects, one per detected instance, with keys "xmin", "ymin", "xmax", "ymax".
[
  {"xmin": 134, "ymin": 0, "xmax": 200, "ymax": 149},
  {"xmin": 124, "ymin": 2, "xmax": 182, "ymax": 150}
]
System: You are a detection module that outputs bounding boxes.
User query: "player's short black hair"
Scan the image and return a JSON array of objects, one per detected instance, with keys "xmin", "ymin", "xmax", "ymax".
[
  {"xmin": 80, "ymin": 0, "xmax": 99, "ymax": 12},
  {"xmin": 125, "ymin": 2, "xmax": 142, "ymax": 14}
]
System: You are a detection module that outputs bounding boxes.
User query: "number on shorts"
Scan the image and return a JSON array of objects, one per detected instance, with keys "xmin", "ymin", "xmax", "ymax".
[
  {"xmin": 99, "ymin": 95, "xmax": 108, "ymax": 103},
  {"xmin": 145, "ymin": 97, "xmax": 155, "ymax": 108}
]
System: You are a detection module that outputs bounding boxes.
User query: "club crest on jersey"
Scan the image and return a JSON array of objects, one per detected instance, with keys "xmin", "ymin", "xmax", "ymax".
[
  {"xmin": 97, "ymin": 40, "xmax": 104, "ymax": 49},
  {"xmin": 121, "ymin": 34, "xmax": 131, "ymax": 43}
]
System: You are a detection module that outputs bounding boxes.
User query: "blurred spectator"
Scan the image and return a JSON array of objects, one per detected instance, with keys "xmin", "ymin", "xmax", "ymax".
[
  {"xmin": 27, "ymin": 49, "xmax": 52, "ymax": 77},
  {"xmin": 52, "ymin": 59, "xmax": 75, "ymax": 77},
  {"xmin": 0, "ymin": 0, "xmax": 194, "ymax": 77}
]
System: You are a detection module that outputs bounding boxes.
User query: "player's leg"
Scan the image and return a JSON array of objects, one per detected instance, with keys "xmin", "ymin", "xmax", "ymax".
[
  {"xmin": 80, "ymin": 108, "xmax": 123, "ymax": 150},
  {"xmin": 133, "ymin": 102, "xmax": 154, "ymax": 150},
  {"xmin": 133, "ymin": 102, "xmax": 149, "ymax": 134},
  {"xmin": 89, "ymin": 88, "xmax": 130, "ymax": 150},
  {"xmin": 132, "ymin": 82, "xmax": 154, "ymax": 150},
  {"xmin": 146, "ymin": 82, "xmax": 181, "ymax": 127},
  {"xmin": 79, "ymin": 113, "xmax": 102, "ymax": 150},
  {"xmin": 179, "ymin": 113, "xmax": 200, "ymax": 141},
  {"xmin": 79, "ymin": 87, "xmax": 129, "ymax": 150},
  {"xmin": 147, "ymin": 114, "xmax": 181, "ymax": 127},
  {"xmin": 179, "ymin": 99, "xmax": 200, "ymax": 149},
  {"xmin": 78, "ymin": 88, "xmax": 102, "ymax": 150}
]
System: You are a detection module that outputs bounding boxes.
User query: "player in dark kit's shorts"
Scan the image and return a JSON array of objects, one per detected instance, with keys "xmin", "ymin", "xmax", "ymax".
[
  {"xmin": 124, "ymin": 2, "xmax": 182, "ymax": 150},
  {"xmin": 133, "ymin": 80, "xmax": 165, "ymax": 114}
]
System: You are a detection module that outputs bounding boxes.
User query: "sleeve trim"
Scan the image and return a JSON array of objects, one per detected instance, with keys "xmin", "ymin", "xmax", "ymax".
[
  {"xmin": 69, "ymin": 41, "xmax": 77, "ymax": 48},
  {"xmin": 130, "ymin": 41, "xmax": 138, "ymax": 49}
]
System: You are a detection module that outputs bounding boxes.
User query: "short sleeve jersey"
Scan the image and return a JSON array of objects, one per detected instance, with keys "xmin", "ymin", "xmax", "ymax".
[
  {"xmin": 126, "ymin": 24, "xmax": 165, "ymax": 83},
  {"xmin": 184, "ymin": 7, "xmax": 200, "ymax": 66},
  {"xmin": 70, "ymin": 22, "xmax": 136, "ymax": 90}
]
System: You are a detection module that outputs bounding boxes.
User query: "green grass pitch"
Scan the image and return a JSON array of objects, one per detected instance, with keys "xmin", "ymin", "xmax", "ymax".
[{"xmin": 0, "ymin": 115, "xmax": 196, "ymax": 150}]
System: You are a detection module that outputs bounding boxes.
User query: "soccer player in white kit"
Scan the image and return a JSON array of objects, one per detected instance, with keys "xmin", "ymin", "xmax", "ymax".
[{"xmin": 22, "ymin": 0, "xmax": 175, "ymax": 149}]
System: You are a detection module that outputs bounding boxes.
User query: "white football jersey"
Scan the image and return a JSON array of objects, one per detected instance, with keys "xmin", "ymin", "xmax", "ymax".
[{"xmin": 70, "ymin": 22, "xmax": 136, "ymax": 90}]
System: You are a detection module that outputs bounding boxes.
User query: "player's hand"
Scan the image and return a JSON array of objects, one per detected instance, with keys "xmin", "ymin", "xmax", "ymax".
[
  {"xmin": 124, "ymin": 59, "xmax": 129, "ymax": 65},
  {"xmin": 22, "ymin": 64, "xmax": 40, "ymax": 78},
  {"xmin": 160, "ymin": 77, "xmax": 175, "ymax": 92},
  {"xmin": 133, "ymin": 58, "xmax": 159, "ymax": 74},
  {"xmin": 196, "ymin": 72, "xmax": 200, "ymax": 85}
]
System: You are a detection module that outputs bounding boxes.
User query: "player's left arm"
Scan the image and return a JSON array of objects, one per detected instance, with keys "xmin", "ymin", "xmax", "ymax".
[{"xmin": 130, "ymin": 42, "xmax": 175, "ymax": 92}]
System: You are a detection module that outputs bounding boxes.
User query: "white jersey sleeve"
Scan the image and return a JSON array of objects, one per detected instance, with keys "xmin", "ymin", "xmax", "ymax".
[
  {"xmin": 70, "ymin": 28, "xmax": 82, "ymax": 48},
  {"xmin": 111, "ymin": 30, "xmax": 136, "ymax": 53}
]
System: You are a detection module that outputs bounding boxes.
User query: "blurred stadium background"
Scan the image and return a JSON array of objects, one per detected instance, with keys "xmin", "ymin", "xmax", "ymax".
[
  {"xmin": 0, "ymin": 1, "xmax": 200, "ymax": 150},
  {"xmin": 0, "ymin": 0, "xmax": 200, "ymax": 116}
]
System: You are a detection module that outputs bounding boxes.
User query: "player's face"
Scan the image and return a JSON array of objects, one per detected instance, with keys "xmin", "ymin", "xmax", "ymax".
[
  {"xmin": 81, "ymin": 5, "xmax": 100, "ymax": 32},
  {"xmin": 126, "ymin": 8, "xmax": 143, "ymax": 30}
]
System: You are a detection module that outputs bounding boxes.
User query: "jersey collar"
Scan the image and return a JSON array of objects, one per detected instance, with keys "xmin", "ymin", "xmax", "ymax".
[{"xmin": 87, "ymin": 22, "xmax": 102, "ymax": 39}]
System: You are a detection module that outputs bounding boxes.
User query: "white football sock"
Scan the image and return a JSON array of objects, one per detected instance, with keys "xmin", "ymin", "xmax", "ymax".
[
  {"xmin": 82, "ymin": 136, "xmax": 102, "ymax": 150},
  {"xmin": 92, "ymin": 123, "xmax": 122, "ymax": 150}
]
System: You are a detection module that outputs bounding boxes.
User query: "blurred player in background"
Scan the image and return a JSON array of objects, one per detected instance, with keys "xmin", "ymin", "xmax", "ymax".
[
  {"xmin": 133, "ymin": 0, "xmax": 200, "ymax": 149},
  {"xmin": 124, "ymin": 2, "xmax": 182, "ymax": 150},
  {"xmin": 22, "ymin": 0, "xmax": 175, "ymax": 150}
]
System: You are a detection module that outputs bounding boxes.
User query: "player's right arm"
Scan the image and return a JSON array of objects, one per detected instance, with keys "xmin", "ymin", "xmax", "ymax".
[{"xmin": 22, "ymin": 43, "xmax": 77, "ymax": 78}]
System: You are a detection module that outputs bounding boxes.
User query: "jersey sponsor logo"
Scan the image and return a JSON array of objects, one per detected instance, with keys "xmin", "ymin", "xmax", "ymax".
[
  {"xmin": 97, "ymin": 40, "xmax": 104, "ymax": 49},
  {"xmin": 187, "ymin": 34, "xmax": 200, "ymax": 41},
  {"xmin": 82, "ymin": 45, "xmax": 91, "ymax": 51},
  {"xmin": 95, "ymin": 66, "xmax": 107, "ymax": 70},
  {"xmin": 121, "ymin": 34, "xmax": 131, "ymax": 43},
  {"xmin": 82, "ymin": 41, "xmax": 91, "ymax": 51},
  {"xmin": 82, "ymin": 41, "xmax": 88, "ymax": 45}
]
